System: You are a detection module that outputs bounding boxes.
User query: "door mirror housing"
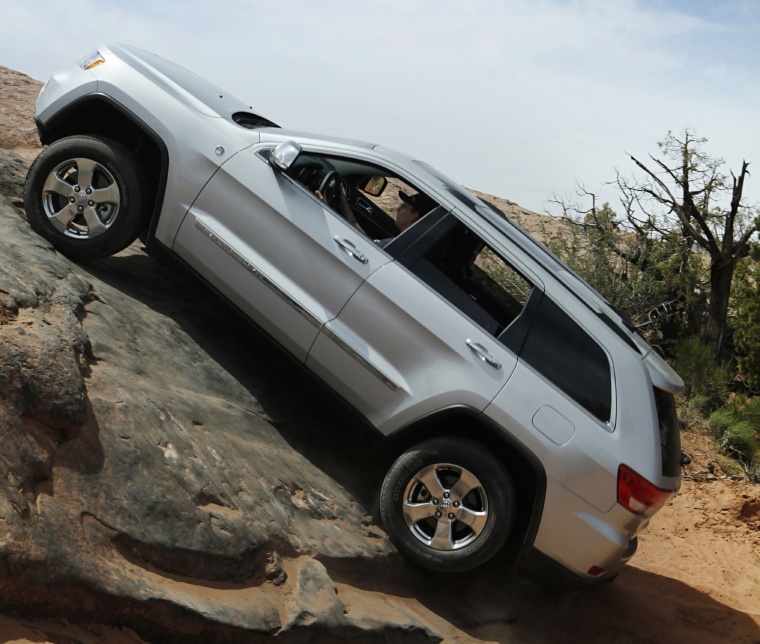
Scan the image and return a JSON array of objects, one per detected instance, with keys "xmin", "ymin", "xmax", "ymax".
[{"xmin": 271, "ymin": 140, "xmax": 302, "ymax": 171}]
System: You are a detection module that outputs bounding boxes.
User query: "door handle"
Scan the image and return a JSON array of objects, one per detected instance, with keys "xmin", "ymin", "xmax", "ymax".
[
  {"xmin": 466, "ymin": 339, "xmax": 502, "ymax": 370},
  {"xmin": 333, "ymin": 236, "xmax": 369, "ymax": 264}
]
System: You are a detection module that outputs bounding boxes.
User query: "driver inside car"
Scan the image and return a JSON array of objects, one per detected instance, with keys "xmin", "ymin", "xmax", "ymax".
[
  {"xmin": 396, "ymin": 190, "xmax": 436, "ymax": 232},
  {"xmin": 375, "ymin": 190, "xmax": 437, "ymax": 247}
]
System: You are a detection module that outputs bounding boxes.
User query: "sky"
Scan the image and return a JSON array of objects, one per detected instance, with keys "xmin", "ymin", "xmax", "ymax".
[{"xmin": 2, "ymin": 0, "xmax": 759, "ymax": 215}]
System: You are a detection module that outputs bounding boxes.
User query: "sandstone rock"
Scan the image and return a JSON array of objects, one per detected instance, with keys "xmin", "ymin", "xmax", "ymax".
[
  {"xmin": 0, "ymin": 60, "xmax": 464, "ymax": 631},
  {"xmin": 0, "ymin": 65, "xmax": 43, "ymax": 151},
  {"xmin": 0, "ymin": 187, "xmax": 469, "ymax": 640},
  {"xmin": 282, "ymin": 558, "xmax": 346, "ymax": 631},
  {"xmin": 0, "ymin": 66, "xmax": 42, "ymax": 209},
  {"xmin": 0, "ymin": 147, "xmax": 29, "ymax": 206},
  {"xmin": 0, "ymin": 63, "xmax": 475, "ymax": 639}
]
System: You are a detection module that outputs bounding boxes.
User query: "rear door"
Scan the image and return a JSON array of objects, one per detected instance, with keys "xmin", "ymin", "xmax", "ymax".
[
  {"xmin": 306, "ymin": 213, "xmax": 543, "ymax": 433},
  {"xmin": 172, "ymin": 143, "xmax": 391, "ymax": 362}
]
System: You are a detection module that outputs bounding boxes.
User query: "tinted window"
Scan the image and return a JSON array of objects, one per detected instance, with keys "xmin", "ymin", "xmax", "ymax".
[
  {"xmin": 521, "ymin": 297, "xmax": 612, "ymax": 422},
  {"xmin": 286, "ymin": 153, "xmax": 437, "ymax": 243},
  {"xmin": 408, "ymin": 221, "xmax": 534, "ymax": 337}
]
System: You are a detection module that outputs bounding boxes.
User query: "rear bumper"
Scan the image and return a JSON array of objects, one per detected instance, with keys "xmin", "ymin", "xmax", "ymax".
[{"xmin": 524, "ymin": 475, "xmax": 648, "ymax": 585}]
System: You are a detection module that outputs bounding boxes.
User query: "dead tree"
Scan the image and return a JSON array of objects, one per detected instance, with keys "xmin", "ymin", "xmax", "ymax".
[{"xmin": 620, "ymin": 130, "xmax": 758, "ymax": 362}]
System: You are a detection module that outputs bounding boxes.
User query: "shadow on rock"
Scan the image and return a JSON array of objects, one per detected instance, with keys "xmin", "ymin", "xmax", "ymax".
[
  {"xmin": 74, "ymin": 245, "xmax": 389, "ymax": 514},
  {"xmin": 50, "ymin": 398, "xmax": 105, "ymax": 477}
]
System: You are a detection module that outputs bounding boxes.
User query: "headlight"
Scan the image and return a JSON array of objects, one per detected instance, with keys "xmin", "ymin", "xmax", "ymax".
[{"xmin": 80, "ymin": 50, "xmax": 105, "ymax": 70}]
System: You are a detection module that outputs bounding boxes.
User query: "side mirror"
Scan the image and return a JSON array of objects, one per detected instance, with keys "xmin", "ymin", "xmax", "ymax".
[
  {"xmin": 270, "ymin": 140, "xmax": 302, "ymax": 171},
  {"xmin": 362, "ymin": 175, "xmax": 388, "ymax": 196}
]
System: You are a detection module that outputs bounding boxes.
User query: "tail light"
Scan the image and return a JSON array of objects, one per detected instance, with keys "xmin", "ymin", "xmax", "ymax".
[{"xmin": 617, "ymin": 464, "xmax": 673, "ymax": 515}]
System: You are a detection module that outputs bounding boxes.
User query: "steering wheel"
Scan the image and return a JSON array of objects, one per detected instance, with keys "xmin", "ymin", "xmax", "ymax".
[
  {"xmin": 294, "ymin": 164, "xmax": 322, "ymax": 190},
  {"xmin": 317, "ymin": 170, "xmax": 362, "ymax": 229},
  {"xmin": 318, "ymin": 170, "xmax": 340, "ymax": 208}
]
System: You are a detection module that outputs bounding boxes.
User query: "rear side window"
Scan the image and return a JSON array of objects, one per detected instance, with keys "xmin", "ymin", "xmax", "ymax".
[
  {"xmin": 408, "ymin": 221, "xmax": 534, "ymax": 338},
  {"xmin": 520, "ymin": 297, "xmax": 612, "ymax": 422}
]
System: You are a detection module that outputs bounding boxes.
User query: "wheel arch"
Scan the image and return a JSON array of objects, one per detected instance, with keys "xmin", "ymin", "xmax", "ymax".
[
  {"xmin": 384, "ymin": 406, "xmax": 547, "ymax": 566},
  {"xmin": 37, "ymin": 94, "xmax": 169, "ymax": 245}
]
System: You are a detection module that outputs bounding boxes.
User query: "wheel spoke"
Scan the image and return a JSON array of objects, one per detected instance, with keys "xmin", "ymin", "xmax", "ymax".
[
  {"xmin": 457, "ymin": 507, "xmax": 488, "ymax": 537},
  {"xmin": 75, "ymin": 158, "xmax": 97, "ymax": 190},
  {"xmin": 403, "ymin": 501, "xmax": 437, "ymax": 525},
  {"xmin": 430, "ymin": 517, "xmax": 455, "ymax": 550},
  {"xmin": 43, "ymin": 172, "xmax": 75, "ymax": 199},
  {"xmin": 450, "ymin": 468, "xmax": 482, "ymax": 502},
  {"xmin": 48, "ymin": 203, "xmax": 78, "ymax": 234},
  {"xmin": 91, "ymin": 183, "xmax": 119, "ymax": 205},
  {"xmin": 414, "ymin": 466, "xmax": 445, "ymax": 499},
  {"xmin": 82, "ymin": 206, "xmax": 108, "ymax": 236}
]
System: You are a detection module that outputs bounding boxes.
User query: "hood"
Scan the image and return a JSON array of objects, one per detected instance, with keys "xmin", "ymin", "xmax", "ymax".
[{"xmin": 104, "ymin": 43, "xmax": 273, "ymax": 124}]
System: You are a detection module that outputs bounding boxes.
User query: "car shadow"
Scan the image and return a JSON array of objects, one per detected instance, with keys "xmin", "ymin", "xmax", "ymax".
[
  {"xmin": 327, "ymin": 555, "xmax": 760, "ymax": 643},
  {"xmin": 522, "ymin": 564, "xmax": 760, "ymax": 643},
  {"xmin": 74, "ymin": 244, "xmax": 390, "ymax": 513}
]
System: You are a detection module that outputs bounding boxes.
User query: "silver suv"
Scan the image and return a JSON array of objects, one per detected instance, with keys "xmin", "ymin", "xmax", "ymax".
[{"xmin": 24, "ymin": 44, "xmax": 683, "ymax": 582}]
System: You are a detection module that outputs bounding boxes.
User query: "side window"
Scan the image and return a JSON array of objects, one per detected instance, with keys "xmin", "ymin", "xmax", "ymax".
[
  {"xmin": 520, "ymin": 297, "xmax": 612, "ymax": 422},
  {"xmin": 408, "ymin": 221, "xmax": 534, "ymax": 338},
  {"xmin": 285, "ymin": 153, "xmax": 437, "ymax": 244},
  {"xmin": 359, "ymin": 177, "xmax": 435, "ymax": 235}
]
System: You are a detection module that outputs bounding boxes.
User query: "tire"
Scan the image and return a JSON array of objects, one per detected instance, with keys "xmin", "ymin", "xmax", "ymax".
[
  {"xmin": 24, "ymin": 135, "xmax": 147, "ymax": 260},
  {"xmin": 380, "ymin": 437, "xmax": 515, "ymax": 573}
]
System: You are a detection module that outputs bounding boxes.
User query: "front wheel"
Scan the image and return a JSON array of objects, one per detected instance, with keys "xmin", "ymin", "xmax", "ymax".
[
  {"xmin": 380, "ymin": 437, "xmax": 515, "ymax": 573},
  {"xmin": 24, "ymin": 135, "xmax": 147, "ymax": 260}
]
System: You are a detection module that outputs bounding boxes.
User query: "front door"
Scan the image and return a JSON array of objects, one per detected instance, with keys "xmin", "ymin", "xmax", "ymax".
[{"xmin": 172, "ymin": 143, "xmax": 391, "ymax": 361}]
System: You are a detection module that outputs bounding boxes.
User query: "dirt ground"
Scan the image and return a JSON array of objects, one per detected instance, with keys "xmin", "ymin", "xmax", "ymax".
[
  {"xmin": 551, "ymin": 424, "xmax": 760, "ymax": 644},
  {"xmin": 619, "ymin": 426, "xmax": 760, "ymax": 642}
]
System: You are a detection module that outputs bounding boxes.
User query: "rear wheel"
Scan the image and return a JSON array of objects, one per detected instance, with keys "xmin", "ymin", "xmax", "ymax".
[
  {"xmin": 24, "ymin": 135, "xmax": 147, "ymax": 260},
  {"xmin": 380, "ymin": 437, "xmax": 515, "ymax": 572}
]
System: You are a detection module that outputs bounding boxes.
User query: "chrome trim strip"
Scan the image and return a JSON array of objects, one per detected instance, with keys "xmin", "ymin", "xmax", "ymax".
[
  {"xmin": 194, "ymin": 218, "xmax": 322, "ymax": 329},
  {"xmin": 322, "ymin": 327, "xmax": 401, "ymax": 391}
]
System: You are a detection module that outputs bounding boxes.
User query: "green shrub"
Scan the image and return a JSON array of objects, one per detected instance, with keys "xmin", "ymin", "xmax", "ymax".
[
  {"xmin": 541, "ymin": 205, "xmax": 700, "ymax": 351},
  {"xmin": 734, "ymin": 258, "xmax": 760, "ymax": 389},
  {"xmin": 685, "ymin": 394, "xmax": 712, "ymax": 417},
  {"xmin": 717, "ymin": 456, "xmax": 744, "ymax": 477},
  {"xmin": 722, "ymin": 420, "xmax": 760, "ymax": 463},
  {"xmin": 708, "ymin": 405, "xmax": 760, "ymax": 466},
  {"xmin": 673, "ymin": 337, "xmax": 733, "ymax": 409},
  {"xmin": 741, "ymin": 397, "xmax": 760, "ymax": 427},
  {"xmin": 707, "ymin": 407, "xmax": 736, "ymax": 439},
  {"xmin": 746, "ymin": 459, "xmax": 760, "ymax": 483}
]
